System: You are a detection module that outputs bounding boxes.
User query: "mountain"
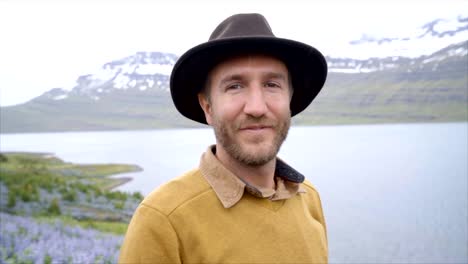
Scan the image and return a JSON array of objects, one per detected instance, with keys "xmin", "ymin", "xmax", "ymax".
[
  {"xmin": 0, "ymin": 40, "xmax": 467, "ymax": 133},
  {"xmin": 301, "ymin": 41, "xmax": 467, "ymax": 125},
  {"xmin": 346, "ymin": 15, "xmax": 468, "ymax": 59}
]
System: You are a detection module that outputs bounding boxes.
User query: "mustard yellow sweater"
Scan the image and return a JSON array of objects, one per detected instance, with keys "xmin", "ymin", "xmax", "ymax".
[{"xmin": 119, "ymin": 167, "xmax": 328, "ymax": 263}]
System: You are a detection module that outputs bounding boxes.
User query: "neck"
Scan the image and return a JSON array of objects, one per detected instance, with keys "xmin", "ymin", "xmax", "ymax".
[{"xmin": 215, "ymin": 144, "xmax": 276, "ymax": 189}]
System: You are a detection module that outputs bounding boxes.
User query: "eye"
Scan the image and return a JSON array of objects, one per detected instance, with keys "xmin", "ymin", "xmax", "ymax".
[
  {"xmin": 264, "ymin": 82, "xmax": 281, "ymax": 88},
  {"xmin": 226, "ymin": 83, "xmax": 242, "ymax": 91}
]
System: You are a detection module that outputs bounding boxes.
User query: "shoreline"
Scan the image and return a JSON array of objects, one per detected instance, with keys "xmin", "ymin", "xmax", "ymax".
[
  {"xmin": 0, "ymin": 151, "xmax": 143, "ymax": 193},
  {"xmin": 1, "ymin": 121, "xmax": 467, "ymax": 135},
  {"xmin": 106, "ymin": 166, "xmax": 143, "ymax": 192},
  {"xmin": 107, "ymin": 177, "xmax": 133, "ymax": 191}
]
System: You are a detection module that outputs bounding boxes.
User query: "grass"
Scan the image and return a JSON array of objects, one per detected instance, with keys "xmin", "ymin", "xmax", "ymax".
[
  {"xmin": 0, "ymin": 152, "xmax": 141, "ymax": 192},
  {"xmin": 34, "ymin": 215, "xmax": 129, "ymax": 235},
  {"xmin": 0, "ymin": 152, "xmax": 143, "ymax": 235}
]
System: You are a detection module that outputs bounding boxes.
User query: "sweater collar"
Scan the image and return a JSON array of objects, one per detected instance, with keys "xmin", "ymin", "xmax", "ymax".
[{"xmin": 199, "ymin": 145, "xmax": 306, "ymax": 208}]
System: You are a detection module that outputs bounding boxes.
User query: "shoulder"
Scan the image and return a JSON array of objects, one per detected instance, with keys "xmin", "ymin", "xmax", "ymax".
[
  {"xmin": 140, "ymin": 168, "xmax": 212, "ymax": 216},
  {"xmin": 301, "ymin": 179, "xmax": 321, "ymax": 196},
  {"xmin": 300, "ymin": 179, "xmax": 325, "ymax": 209}
]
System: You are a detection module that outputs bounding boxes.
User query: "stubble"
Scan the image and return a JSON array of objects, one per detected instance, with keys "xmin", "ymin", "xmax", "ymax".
[{"xmin": 212, "ymin": 115, "xmax": 290, "ymax": 166}]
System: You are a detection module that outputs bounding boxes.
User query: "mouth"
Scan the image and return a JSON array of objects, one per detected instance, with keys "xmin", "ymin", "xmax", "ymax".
[{"xmin": 239, "ymin": 124, "xmax": 273, "ymax": 131}]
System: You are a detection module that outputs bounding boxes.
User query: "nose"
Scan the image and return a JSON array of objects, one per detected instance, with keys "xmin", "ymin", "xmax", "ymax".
[{"xmin": 243, "ymin": 86, "xmax": 268, "ymax": 118}]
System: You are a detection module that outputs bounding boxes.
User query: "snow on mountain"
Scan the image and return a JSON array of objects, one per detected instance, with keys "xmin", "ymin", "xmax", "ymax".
[
  {"xmin": 346, "ymin": 15, "xmax": 468, "ymax": 59},
  {"xmin": 422, "ymin": 44, "xmax": 467, "ymax": 64},
  {"xmin": 39, "ymin": 41, "xmax": 466, "ymax": 101},
  {"xmin": 328, "ymin": 40, "xmax": 466, "ymax": 73},
  {"xmin": 41, "ymin": 88, "xmax": 69, "ymax": 101},
  {"xmin": 63, "ymin": 52, "xmax": 177, "ymax": 100},
  {"xmin": 37, "ymin": 15, "xmax": 467, "ymax": 102}
]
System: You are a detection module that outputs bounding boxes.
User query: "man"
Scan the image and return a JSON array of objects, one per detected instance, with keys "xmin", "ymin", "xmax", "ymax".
[{"xmin": 119, "ymin": 13, "xmax": 328, "ymax": 263}]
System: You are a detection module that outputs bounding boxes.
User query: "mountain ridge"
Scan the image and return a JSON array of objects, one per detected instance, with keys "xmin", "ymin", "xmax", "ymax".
[{"xmin": 0, "ymin": 40, "xmax": 466, "ymax": 134}]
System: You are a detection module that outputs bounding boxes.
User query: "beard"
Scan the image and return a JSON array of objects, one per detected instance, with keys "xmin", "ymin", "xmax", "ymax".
[{"xmin": 212, "ymin": 114, "xmax": 290, "ymax": 167}]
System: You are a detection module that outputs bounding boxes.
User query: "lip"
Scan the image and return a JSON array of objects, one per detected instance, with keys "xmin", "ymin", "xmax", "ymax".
[{"xmin": 239, "ymin": 125, "xmax": 273, "ymax": 131}]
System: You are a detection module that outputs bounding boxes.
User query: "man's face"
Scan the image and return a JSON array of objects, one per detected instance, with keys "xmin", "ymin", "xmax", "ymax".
[{"xmin": 199, "ymin": 54, "xmax": 292, "ymax": 166}]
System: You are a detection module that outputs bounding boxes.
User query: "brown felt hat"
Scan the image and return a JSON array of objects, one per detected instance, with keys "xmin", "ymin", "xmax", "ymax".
[{"xmin": 170, "ymin": 13, "xmax": 328, "ymax": 124}]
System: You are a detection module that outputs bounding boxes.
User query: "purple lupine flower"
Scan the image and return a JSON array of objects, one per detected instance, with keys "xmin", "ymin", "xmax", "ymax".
[{"xmin": 0, "ymin": 212, "xmax": 123, "ymax": 263}]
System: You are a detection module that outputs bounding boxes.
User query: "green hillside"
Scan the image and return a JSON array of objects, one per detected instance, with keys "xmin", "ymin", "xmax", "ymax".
[{"xmin": 1, "ymin": 42, "xmax": 466, "ymax": 134}]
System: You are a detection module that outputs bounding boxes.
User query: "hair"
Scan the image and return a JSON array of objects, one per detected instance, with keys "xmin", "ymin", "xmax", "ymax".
[{"xmin": 200, "ymin": 75, "xmax": 213, "ymax": 103}]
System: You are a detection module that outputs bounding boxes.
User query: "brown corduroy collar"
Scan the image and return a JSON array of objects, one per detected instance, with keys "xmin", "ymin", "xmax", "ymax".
[{"xmin": 199, "ymin": 145, "xmax": 306, "ymax": 208}]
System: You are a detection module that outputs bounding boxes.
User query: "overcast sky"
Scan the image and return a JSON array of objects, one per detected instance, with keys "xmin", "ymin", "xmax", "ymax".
[{"xmin": 0, "ymin": 0, "xmax": 466, "ymax": 106}]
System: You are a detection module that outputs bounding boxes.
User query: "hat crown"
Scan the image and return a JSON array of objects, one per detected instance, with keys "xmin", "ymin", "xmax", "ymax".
[{"xmin": 209, "ymin": 13, "xmax": 275, "ymax": 41}]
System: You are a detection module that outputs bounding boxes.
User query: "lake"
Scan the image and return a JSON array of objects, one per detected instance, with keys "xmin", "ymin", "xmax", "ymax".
[{"xmin": 1, "ymin": 123, "xmax": 467, "ymax": 263}]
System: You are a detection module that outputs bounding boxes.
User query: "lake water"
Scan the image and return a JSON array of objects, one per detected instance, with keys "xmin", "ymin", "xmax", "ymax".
[{"xmin": 1, "ymin": 123, "xmax": 467, "ymax": 263}]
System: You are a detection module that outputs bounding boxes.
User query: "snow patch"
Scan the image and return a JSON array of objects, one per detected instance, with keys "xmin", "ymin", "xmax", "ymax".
[
  {"xmin": 93, "ymin": 67, "xmax": 118, "ymax": 81},
  {"xmin": 448, "ymin": 47, "xmax": 468, "ymax": 57},
  {"xmin": 165, "ymin": 55, "xmax": 175, "ymax": 64},
  {"xmin": 119, "ymin": 64, "xmax": 138, "ymax": 75},
  {"xmin": 113, "ymin": 74, "xmax": 130, "ymax": 89},
  {"xmin": 53, "ymin": 94, "xmax": 68, "ymax": 100},
  {"xmin": 339, "ymin": 16, "xmax": 468, "ymax": 60},
  {"xmin": 135, "ymin": 64, "xmax": 173, "ymax": 75},
  {"xmin": 423, "ymin": 55, "xmax": 446, "ymax": 64},
  {"xmin": 329, "ymin": 68, "xmax": 377, "ymax": 73}
]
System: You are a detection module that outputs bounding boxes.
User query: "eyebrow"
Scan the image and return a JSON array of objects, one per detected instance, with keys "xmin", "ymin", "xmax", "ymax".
[
  {"xmin": 264, "ymin": 72, "xmax": 288, "ymax": 82},
  {"xmin": 218, "ymin": 72, "xmax": 288, "ymax": 87},
  {"xmin": 219, "ymin": 74, "xmax": 244, "ymax": 87}
]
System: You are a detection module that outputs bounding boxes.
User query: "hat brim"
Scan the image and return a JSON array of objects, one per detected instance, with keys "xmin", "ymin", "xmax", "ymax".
[{"xmin": 170, "ymin": 37, "xmax": 328, "ymax": 124}]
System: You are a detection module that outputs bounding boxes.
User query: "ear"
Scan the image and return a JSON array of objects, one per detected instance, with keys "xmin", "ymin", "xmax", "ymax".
[{"xmin": 198, "ymin": 93, "xmax": 213, "ymax": 125}]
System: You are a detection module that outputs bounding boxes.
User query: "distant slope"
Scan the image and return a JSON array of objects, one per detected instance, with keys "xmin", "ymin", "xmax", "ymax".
[
  {"xmin": 297, "ymin": 41, "xmax": 468, "ymax": 125},
  {"xmin": 1, "ymin": 42, "xmax": 466, "ymax": 134}
]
